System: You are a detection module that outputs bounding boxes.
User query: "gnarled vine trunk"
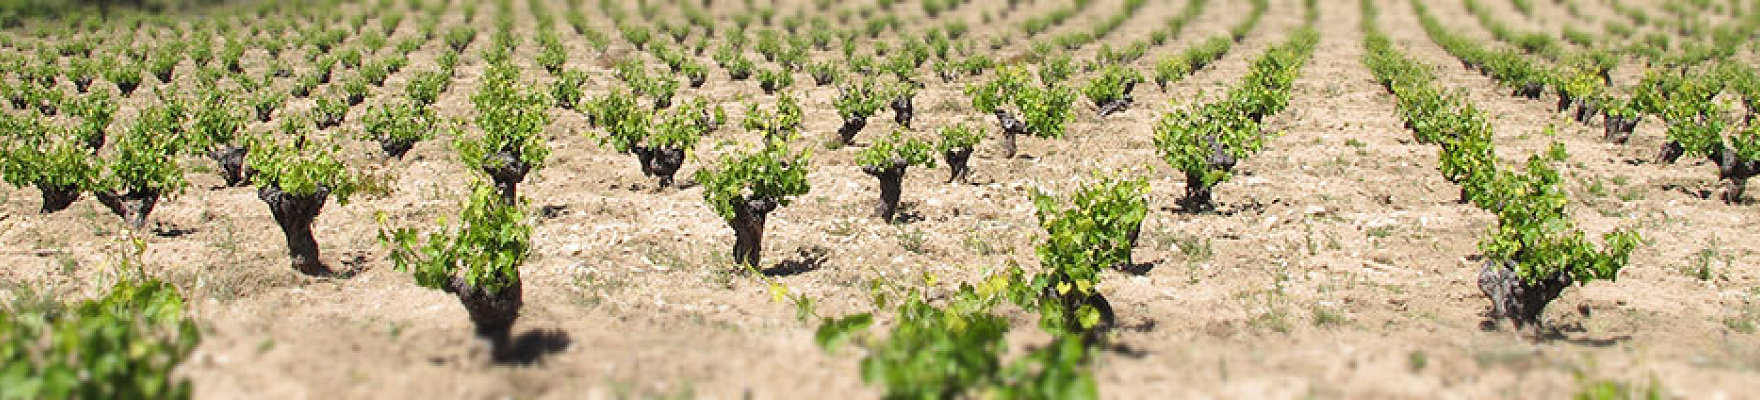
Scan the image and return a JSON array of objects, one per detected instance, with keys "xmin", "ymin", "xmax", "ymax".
[
  {"xmin": 95, "ymin": 190, "xmax": 159, "ymax": 229},
  {"xmin": 1096, "ymin": 81, "xmax": 1136, "ymax": 117},
  {"xmin": 891, "ymin": 95, "xmax": 914, "ymax": 129},
  {"xmin": 1179, "ymin": 170, "xmax": 1216, "ymax": 213},
  {"xmin": 995, "ymin": 110, "xmax": 1029, "ymax": 159},
  {"xmin": 634, "ymin": 147, "xmax": 687, "ymax": 188},
  {"xmin": 36, "ymin": 183, "xmax": 79, "ymax": 213},
  {"xmin": 1477, "ymin": 259, "xmax": 1572, "ymax": 330},
  {"xmin": 728, "ymin": 198, "xmax": 778, "ymax": 268},
  {"xmin": 1603, "ymin": 115, "xmax": 1638, "ymax": 144},
  {"xmin": 259, "ymin": 185, "xmax": 331, "ymax": 276},
  {"xmin": 446, "ymin": 276, "xmax": 523, "ymax": 362},
  {"xmin": 209, "ymin": 146, "xmax": 251, "ymax": 187},
  {"xmin": 837, "ymin": 116, "xmax": 868, "ymax": 145},
  {"xmin": 1657, "ymin": 141, "xmax": 1685, "ymax": 164},
  {"xmin": 1047, "ymin": 286, "xmax": 1117, "ymax": 345},
  {"xmin": 943, "ymin": 147, "xmax": 973, "ymax": 184},
  {"xmin": 481, "ymin": 151, "xmax": 531, "ymax": 205},
  {"xmin": 1514, "ymin": 83, "xmax": 1543, "ymax": 99},
  {"xmin": 379, "ymin": 137, "xmax": 417, "ymax": 159},
  {"xmin": 255, "ymin": 105, "xmax": 275, "ymax": 122},
  {"xmin": 1179, "ymin": 137, "xmax": 1236, "ymax": 213},
  {"xmin": 863, "ymin": 161, "xmax": 908, "ymax": 223},
  {"xmin": 632, "ymin": 147, "xmax": 657, "ymax": 177},
  {"xmin": 1713, "ymin": 146, "xmax": 1760, "ymax": 204},
  {"xmin": 1571, "ymin": 99, "xmax": 1598, "ymax": 124},
  {"xmin": 1120, "ymin": 222, "xmax": 1142, "ymax": 269}
]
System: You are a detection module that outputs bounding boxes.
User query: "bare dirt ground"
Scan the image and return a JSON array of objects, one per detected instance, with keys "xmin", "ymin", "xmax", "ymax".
[{"xmin": 2, "ymin": 0, "xmax": 1757, "ymax": 398}]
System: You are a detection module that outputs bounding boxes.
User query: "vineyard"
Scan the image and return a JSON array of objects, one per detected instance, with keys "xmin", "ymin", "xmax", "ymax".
[{"xmin": 2, "ymin": 0, "xmax": 1758, "ymax": 397}]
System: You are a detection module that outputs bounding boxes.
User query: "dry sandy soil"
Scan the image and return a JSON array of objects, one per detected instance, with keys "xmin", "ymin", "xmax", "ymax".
[{"xmin": 2, "ymin": 0, "xmax": 1758, "ymax": 398}]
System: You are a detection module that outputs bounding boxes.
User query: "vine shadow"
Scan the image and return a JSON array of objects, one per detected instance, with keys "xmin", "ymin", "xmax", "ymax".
[
  {"xmin": 762, "ymin": 246, "xmax": 830, "ymax": 277},
  {"xmin": 497, "ymin": 328, "xmax": 573, "ymax": 365}
]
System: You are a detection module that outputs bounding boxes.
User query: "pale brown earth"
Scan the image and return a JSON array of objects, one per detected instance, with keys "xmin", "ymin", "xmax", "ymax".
[{"xmin": 2, "ymin": 0, "xmax": 1758, "ymax": 398}]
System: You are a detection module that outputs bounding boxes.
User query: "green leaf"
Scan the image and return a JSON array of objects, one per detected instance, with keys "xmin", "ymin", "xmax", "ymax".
[{"xmin": 813, "ymin": 313, "xmax": 872, "ymax": 351}]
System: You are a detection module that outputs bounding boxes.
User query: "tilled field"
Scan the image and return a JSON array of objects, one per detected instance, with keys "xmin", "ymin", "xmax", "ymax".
[{"xmin": 1, "ymin": 0, "xmax": 1758, "ymax": 398}]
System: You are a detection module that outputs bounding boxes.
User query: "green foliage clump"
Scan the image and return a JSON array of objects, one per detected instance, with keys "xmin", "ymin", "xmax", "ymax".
[
  {"xmin": 695, "ymin": 144, "xmax": 812, "ymax": 222},
  {"xmin": 311, "ymin": 92, "xmax": 347, "ymax": 129},
  {"xmin": 406, "ymin": 70, "xmax": 451, "ymax": 106},
  {"xmin": 815, "ymin": 273, "xmax": 1100, "ymax": 399},
  {"xmin": 535, "ymin": 31, "xmax": 567, "ymax": 74},
  {"xmin": 937, "ymin": 123, "xmax": 983, "ymax": 152},
  {"xmin": 1362, "ymin": 7, "xmax": 1642, "ymax": 328},
  {"xmin": 756, "ymin": 68, "xmax": 793, "ymax": 93},
  {"xmin": 187, "ymin": 89, "xmax": 246, "ymax": 150},
  {"xmin": 99, "ymin": 105, "xmax": 186, "ymax": 196},
  {"xmin": 582, "ymin": 88, "xmax": 649, "ymax": 152},
  {"xmin": 1478, "ymin": 154, "xmax": 1640, "ymax": 284},
  {"xmin": 650, "ymin": 99, "xmax": 713, "ymax": 151},
  {"xmin": 856, "ymin": 130, "xmax": 936, "ymax": 169},
  {"xmin": 361, "ymin": 101, "xmax": 438, "ymax": 155},
  {"xmin": 0, "ymin": 279, "xmax": 200, "ymax": 400},
  {"xmin": 833, "ymin": 77, "xmax": 888, "ymax": 121},
  {"xmin": 103, "ymin": 59, "xmax": 144, "ymax": 95},
  {"xmin": 1153, "ymin": 103, "xmax": 1261, "ymax": 198},
  {"xmin": 246, "ymin": 133, "xmax": 360, "ymax": 203},
  {"xmin": 613, "ymin": 59, "xmax": 680, "ymax": 107},
  {"xmin": 1022, "ymin": 176, "xmax": 1146, "ymax": 335},
  {"xmin": 460, "ymin": 63, "xmax": 551, "ymax": 172},
  {"xmin": 65, "ymin": 91, "xmax": 115, "ymax": 146},
  {"xmin": 967, "ymin": 66, "xmax": 1076, "ymax": 138},
  {"xmin": 743, "ymin": 91, "xmax": 805, "ymax": 141},
  {"xmin": 445, "ymin": 25, "xmax": 476, "ymax": 51},
  {"xmin": 809, "ymin": 176, "xmax": 1146, "ymax": 398},
  {"xmin": 1082, "ymin": 64, "xmax": 1142, "ymax": 107},
  {"xmin": 0, "ymin": 117, "xmax": 98, "ymax": 195},
  {"xmin": 549, "ymin": 68, "xmax": 589, "ymax": 109},
  {"xmin": 381, "ymin": 182, "xmax": 530, "ymax": 295}
]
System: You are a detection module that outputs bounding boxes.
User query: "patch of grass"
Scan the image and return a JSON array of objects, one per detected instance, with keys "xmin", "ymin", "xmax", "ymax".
[
  {"xmin": 897, "ymin": 226, "xmax": 928, "ymax": 254},
  {"xmin": 54, "ymin": 253, "xmax": 78, "ymax": 277},
  {"xmin": 825, "ymin": 218, "xmax": 857, "ymax": 237},
  {"xmin": 1573, "ymin": 377, "xmax": 1664, "ymax": 400},
  {"xmin": 1325, "ymin": 155, "xmax": 1351, "ymax": 168},
  {"xmin": 1583, "ymin": 178, "xmax": 1610, "ymax": 198},
  {"xmin": 963, "ymin": 232, "xmax": 1002, "ymax": 256},
  {"xmin": 609, "ymin": 378, "xmax": 698, "ymax": 400},
  {"xmin": 1243, "ymin": 267, "xmax": 1294, "ymax": 333},
  {"xmin": 570, "ymin": 266, "xmax": 628, "ymax": 306},
  {"xmin": 1248, "ymin": 306, "xmax": 1292, "ymax": 333},
  {"xmin": 1407, "ymin": 350, "xmax": 1428, "ymax": 373},
  {"xmin": 634, "ymin": 237, "xmax": 690, "ymax": 270},
  {"xmin": 1344, "ymin": 138, "xmax": 1366, "ymax": 148},
  {"xmin": 1311, "ymin": 305, "xmax": 1348, "ymax": 327},
  {"xmin": 1684, "ymin": 238, "xmax": 1730, "ymax": 281},
  {"xmin": 2, "ymin": 281, "xmax": 65, "ymax": 318},
  {"xmin": 1303, "ymin": 223, "xmax": 1319, "ymax": 256},
  {"xmin": 1171, "ymin": 234, "xmax": 1213, "ymax": 262},
  {"xmin": 1725, "ymin": 297, "xmax": 1758, "ymax": 334},
  {"xmin": 1365, "ymin": 225, "xmax": 1395, "ymax": 239}
]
